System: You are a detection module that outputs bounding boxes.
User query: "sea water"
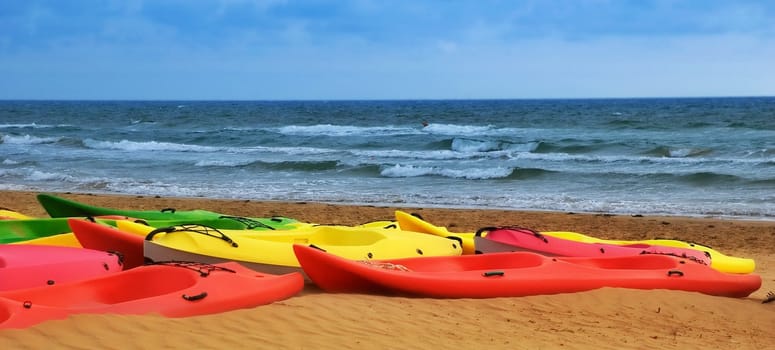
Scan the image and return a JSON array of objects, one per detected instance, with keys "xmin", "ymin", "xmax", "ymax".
[{"xmin": 1, "ymin": 98, "xmax": 773, "ymax": 219}]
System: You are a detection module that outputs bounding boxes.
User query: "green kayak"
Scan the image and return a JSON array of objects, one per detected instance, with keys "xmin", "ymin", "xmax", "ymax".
[
  {"xmin": 37, "ymin": 193, "xmax": 299, "ymax": 225},
  {"xmin": 1, "ymin": 215, "xmax": 303, "ymax": 244},
  {"xmin": 0, "ymin": 194, "xmax": 303, "ymax": 244},
  {"xmin": 38, "ymin": 193, "xmax": 231, "ymax": 220}
]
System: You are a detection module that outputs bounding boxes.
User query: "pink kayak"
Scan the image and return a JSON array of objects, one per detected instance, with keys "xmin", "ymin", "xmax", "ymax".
[
  {"xmin": 0, "ymin": 245, "xmax": 124, "ymax": 291},
  {"xmin": 475, "ymin": 226, "xmax": 712, "ymax": 266}
]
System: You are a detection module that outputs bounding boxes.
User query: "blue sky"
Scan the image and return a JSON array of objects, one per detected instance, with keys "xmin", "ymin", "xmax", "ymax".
[{"xmin": 1, "ymin": 0, "xmax": 774, "ymax": 100}]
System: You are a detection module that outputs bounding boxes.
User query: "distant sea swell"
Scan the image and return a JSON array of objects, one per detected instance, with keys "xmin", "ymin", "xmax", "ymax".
[{"xmin": 1, "ymin": 98, "xmax": 774, "ymax": 219}]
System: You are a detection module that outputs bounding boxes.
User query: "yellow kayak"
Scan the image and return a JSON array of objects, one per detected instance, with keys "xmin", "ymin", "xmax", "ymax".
[
  {"xmin": 395, "ymin": 210, "xmax": 477, "ymax": 254},
  {"xmin": 12, "ymin": 219, "xmax": 393, "ymax": 249},
  {"xmin": 11, "ymin": 233, "xmax": 82, "ymax": 247},
  {"xmin": 394, "ymin": 210, "xmax": 755, "ymax": 274},
  {"xmin": 118, "ymin": 220, "xmax": 463, "ymax": 278},
  {"xmin": 540, "ymin": 231, "xmax": 755, "ymax": 274},
  {"xmin": 0, "ymin": 209, "xmax": 34, "ymax": 220}
]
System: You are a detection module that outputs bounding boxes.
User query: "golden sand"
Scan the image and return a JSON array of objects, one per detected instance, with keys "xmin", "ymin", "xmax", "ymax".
[{"xmin": 2, "ymin": 191, "xmax": 774, "ymax": 349}]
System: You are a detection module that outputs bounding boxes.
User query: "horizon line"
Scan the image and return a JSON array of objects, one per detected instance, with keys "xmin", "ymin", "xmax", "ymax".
[{"xmin": 1, "ymin": 95, "xmax": 774, "ymax": 103}]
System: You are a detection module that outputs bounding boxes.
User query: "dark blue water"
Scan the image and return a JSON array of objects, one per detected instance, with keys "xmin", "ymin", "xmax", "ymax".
[{"xmin": 1, "ymin": 98, "xmax": 774, "ymax": 219}]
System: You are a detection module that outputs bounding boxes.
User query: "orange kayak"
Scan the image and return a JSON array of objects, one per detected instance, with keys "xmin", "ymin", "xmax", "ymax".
[
  {"xmin": 0, "ymin": 261, "xmax": 304, "ymax": 329},
  {"xmin": 294, "ymin": 244, "xmax": 761, "ymax": 299},
  {"xmin": 68, "ymin": 218, "xmax": 146, "ymax": 269}
]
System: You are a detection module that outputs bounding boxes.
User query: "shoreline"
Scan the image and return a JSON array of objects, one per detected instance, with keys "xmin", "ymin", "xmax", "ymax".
[
  {"xmin": 7, "ymin": 186, "xmax": 775, "ymax": 223},
  {"xmin": 2, "ymin": 189, "xmax": 774, "ymax": 349},
  {"xmin": 5, "ymin": 189, "xmax": 774, "ymax": 254}
]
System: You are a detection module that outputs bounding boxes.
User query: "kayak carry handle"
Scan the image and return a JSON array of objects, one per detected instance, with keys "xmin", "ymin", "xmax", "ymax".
[
  {"xmin": 445, "ymin": 236, "xmax": 462, "ymax": 250},
  {"xmin": 146, "ymin": 226, "xmax": 177, "ymax": 241},
  {"xmin": 219, "ymin": 215, "xmax": 276, "ymax": 230},
  {"xmin": 160, "ymin": 208, "xmax": 176, "ymax": 213},
  {"xmin": 107, "ymin": 250, "xmax": 125, "ymax": 266},
  {"xmin": 146, "ymin": 225, "xmax": 239, "ymax": 248},
  {"xmin": 667, "ymin": 270, "xmax": 684, "ymax": 277},
  {"xmin": 483, "ymin": 271, "xmax": 505, "ymax": 277},
  {"xmin": 182, "ymin": 292, "xmax": 208, "ymax": 301}
]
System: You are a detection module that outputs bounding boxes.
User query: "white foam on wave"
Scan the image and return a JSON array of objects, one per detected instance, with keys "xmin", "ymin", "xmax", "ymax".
[
  {"xmin": 380, "ymin": 164, "xmax": 513, "ymax": 180},
  {"xmin": 83, "ymin": 139, "xmax": 223, "ymax": 152},
  {"xmin": 194, "ymin": 159, "xmax": 252, "ymax": 167},
  {"xmin": 422, "ymin": 123, "xmax": 495, "ymax": 135},
  {"xmin": 277, "ymin": 124, "xmax": 419, "ymax": 137},
  {"xmin": 27, "ymin": 170, "xmax": 77, "ymax": 182},
  {"xmin": 451, "ymin": 138, "xmax": 501, "ymax": 152},
  {"xmin": 1, "ymin": 134, "xmax": 61, "ymax": 144},
  {"xmin": 0, "ymin": 122, "xmax": 65, "ymax": 129},
  {"xmin": 665, "ymin": 147, "xmax": 711, "ymax": 158},
  {"xmin": 353, "ymin": 149, "xmax": 484, "ymax": 160}
]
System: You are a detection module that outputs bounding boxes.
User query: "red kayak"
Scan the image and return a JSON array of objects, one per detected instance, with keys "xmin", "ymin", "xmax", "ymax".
[
  {"xmin": 475, "ymin": 226, "xmax": 712, "ymax": 265},
  {"xmin": 0, "ymin": 245, "xmax": 124, "ymax": 291},
  {"xmin": 0, "ymin": 261, "xmax": 304, "ymax": 329},
  {"xmin": 293, "ymin": 244, "xmax": 761, "ymax": 298},
  {"xmin": 68, "ymin": 218, "xmax": 146, "ymax": 269}
]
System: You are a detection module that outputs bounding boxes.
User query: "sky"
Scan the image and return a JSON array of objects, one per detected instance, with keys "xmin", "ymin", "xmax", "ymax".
[{"xmin": 1, "ymin": 0, "xmax": 774, "ymax": 100}]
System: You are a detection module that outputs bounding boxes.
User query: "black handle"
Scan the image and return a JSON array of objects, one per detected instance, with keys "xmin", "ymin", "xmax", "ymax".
[
  {"xmin": 182, "ymin": 292, "xmax": 208, "ymax": 301},
  {"xmin": 161, "ymin": 208, "xmax": 176, "ymax": 213},
  {"xmin": 145, "ymin": 226, "xmax": 176, "ymax": 241},
  {"xmin": 446, "ymin": 236, "xmax": 463, "ymax": 249},
  {"xmin": 667, "ymin": 270, "xmax": 684, "ymax": 277},
  {"xmin": 482, "ymin": 271, "xmax": 505, "ymax": 277}
]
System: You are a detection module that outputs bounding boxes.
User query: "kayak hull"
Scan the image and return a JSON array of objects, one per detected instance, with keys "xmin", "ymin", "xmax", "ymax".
[
  {"xmin": 0, "ymin": 245, "xmax": 124, "ymax": 291},
  {"xmin": 294, "ymin": 245, "xmax": 761, "ymax": 298},
  {"xmin": 0, "ymin": 261, "xmax": 304, "ymax": 329}
]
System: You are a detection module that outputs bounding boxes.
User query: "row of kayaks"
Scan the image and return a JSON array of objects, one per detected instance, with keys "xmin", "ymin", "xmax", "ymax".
[{"xmin": 0, "ymin": 194, "xmax": 762, "ymax": 329}]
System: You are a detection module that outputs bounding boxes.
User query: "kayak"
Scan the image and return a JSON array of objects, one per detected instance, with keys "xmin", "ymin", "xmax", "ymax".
[
  {"xmin": 0, "ymin": 245, "xmax": 124, "ymax": 291},
  {"xmin": 11, "ymin": 233, "xmax": 82, "ymax": 248},
  {"xmin": 540, "ymin": 230, "xmax": 756, "ymax": 274},
  {"xmin": 396, "ymin": 212, "xmax": 752, "ymax": 274},
  {"xmin": 68, "ymin": 218, "xmax": 409, "ymax": 270},
  {"xmin": 117, "ymin": 220, "xmax": 463, "ymax": 279},
  {"xmin": 0, "ymin": 209, "xmax": 33, "ymax": 220},
  {"xmin": 37, "ymin": 193, "xmax": 224, "ymax": 220},
  {"xmin": 0, "ymin": 261, "xmax": 304, "ymax": 329},
  {"xmin": 36, "ymin": 193, "xmax": 302, "ymax": 228},
  {"xmin": 293, "ymin": 244, "xmax": 762, "ymax": 298},
  {"xmin": 68, "ymin": 218, "xmax": 147, "ymax": 269},
  {"xmin": 475, "ymin": 227, "xmax": 712, "ymax": 266},
  {"xmin": 395, "ymin": 210, "xmax": 476, "ymax": 254},
  {"xmin": 0, "ymin": 217, "xmax": 82, "ymax": 244},
  {"xmin": 2, "ymin": 215, "xmax": 303, "ymax": 245}
]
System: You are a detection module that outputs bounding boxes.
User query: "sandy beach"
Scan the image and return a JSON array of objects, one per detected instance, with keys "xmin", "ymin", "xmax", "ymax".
[{"xmin": 2, "ymin": 190, "xmax": 774, "ymax": 349}]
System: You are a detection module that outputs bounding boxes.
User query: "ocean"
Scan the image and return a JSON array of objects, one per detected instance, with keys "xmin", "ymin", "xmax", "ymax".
[{"xmin": 1, "ymin": 98, "xmax": 774, "ymax": 220}]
